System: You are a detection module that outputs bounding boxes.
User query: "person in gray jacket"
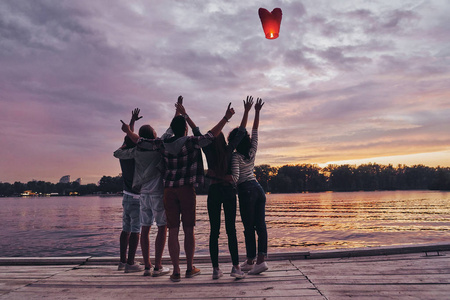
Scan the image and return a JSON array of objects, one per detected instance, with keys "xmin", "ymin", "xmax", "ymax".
[{"xmin": 114, "ymin": 124, "xmax": 171, "ymax": 277}]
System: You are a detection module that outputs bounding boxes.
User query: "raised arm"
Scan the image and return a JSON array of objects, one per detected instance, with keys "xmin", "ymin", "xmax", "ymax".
[
  {"xmin": 175, "ymin": 102, "xmax": 197, "ymax": 131},
  {"xmin": 241, "ymin": 96, "xmax": 253, "ymax": 128},
  {"xmin": 121, "ymin": 120, "xmax": 140, "ymax": 144},
  {"xmin": 227, "ymin": 97, "xmax": 253, "ymax": 149},
  {"xmin": 209, "ymin": 103, "xmax": 235, "ymax": 137},
  {"xmin": 129, "ymin": 108, "xmax": 142, "ymax": 133},
  {"xmin": 253, "ymin": 98, "xmax": 264, "ymax": 130},
  {"xmin": 174, "ymin": 96, "xmax": 183, "ymax": 118}
]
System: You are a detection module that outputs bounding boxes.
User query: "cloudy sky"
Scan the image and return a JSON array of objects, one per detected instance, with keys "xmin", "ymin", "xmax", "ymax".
[{"xmin": 1, "ymin": 0, "xmax": 449, "ymax": 184}]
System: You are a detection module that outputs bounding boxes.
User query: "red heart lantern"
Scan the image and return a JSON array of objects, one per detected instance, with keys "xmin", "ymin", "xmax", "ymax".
[{"xmin": 258, "ymin": 7, "xmax": 282, "ymax": 39}]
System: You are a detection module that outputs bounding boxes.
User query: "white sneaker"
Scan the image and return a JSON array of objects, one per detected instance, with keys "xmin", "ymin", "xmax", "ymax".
[
  {"xmin": 117, "ymin": 262, "xmax": 126, "ymax": 271},
  {"xmin": 248, "ymin": 262, "xmax": 269, "ymax": 275},
  {"xmin": 124, "ymin": 263, "xmax": 143, "ymax": 273},
  {"xmin": 230, "ymin": 266, "xmax": 245, "ymax": 279},
  {"xmin": 240, "ymin": 260, "xmax": 255, "ymax": 272},
  {"xmin": 212, "ymin": 268, "xmax": 223, "ymax": 280},
  {"xmin": 152, "ymin": 266, "xmax": 170, "ymax": 277}
]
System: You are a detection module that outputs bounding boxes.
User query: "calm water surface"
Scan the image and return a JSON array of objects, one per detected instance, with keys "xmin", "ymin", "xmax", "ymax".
[{"xmin": 0, "ymin": 190, "xmax": 448, "ymax": 257}]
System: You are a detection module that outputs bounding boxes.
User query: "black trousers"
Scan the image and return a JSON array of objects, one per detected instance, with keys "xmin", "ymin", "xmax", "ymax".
[
  {"xmin": 207, "ymin": 183, "xmax": 239, "ymax": 267},
  {"xmin": 237, "ymin": 180, "xmax": 267, "ymax": 259}
]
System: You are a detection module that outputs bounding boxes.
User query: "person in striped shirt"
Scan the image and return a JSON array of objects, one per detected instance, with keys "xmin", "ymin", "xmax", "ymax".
[
  {"xmin": 180, "ymin": 97, "xmax": 254, "ymax": 280},
  {"xmin": 229, "ymin": 98, "xmax": 269, "ymax": 275}
]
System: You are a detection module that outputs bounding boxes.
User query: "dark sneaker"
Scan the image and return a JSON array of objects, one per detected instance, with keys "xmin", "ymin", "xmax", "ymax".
[
  {"xmin": 117, "ymin": 262, "xmax": 126, "ymax": 271},
  {"xmin": 230, "ymin": 266, "xmax": 245, "ymax": 279},
  {"xmin": 212, "ymin": 268, "xmax": 223, "ymax": 280},
  {"xmin": 170, "ymin": 273, "xmax": 181, "ymax": 282},
  {"xmin": 185, "ymin": 267, "xmax": 201, "ymax": 278},
  {"xmin": 143, "ymin": 268, "xmax": 152, "ymax": 276}
]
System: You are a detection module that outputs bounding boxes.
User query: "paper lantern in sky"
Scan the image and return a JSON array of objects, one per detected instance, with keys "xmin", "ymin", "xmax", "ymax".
[{"xmin": 258, "ymin": 7, "xmax": 282, "ymax": 39}]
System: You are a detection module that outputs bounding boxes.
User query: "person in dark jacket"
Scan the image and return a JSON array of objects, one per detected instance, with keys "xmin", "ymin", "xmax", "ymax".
[{"xmin": 115, "ymin": 108, "xmax": 143, "ymax": 273}]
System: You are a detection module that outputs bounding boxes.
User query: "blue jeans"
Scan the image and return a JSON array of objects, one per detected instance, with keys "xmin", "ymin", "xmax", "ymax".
[
  {"xmin": 208, "ymin": 183, "xmax": 239, "ymax": 267},
  {"xmin": 237, "ymin": 180, "xmax": 267, "ymax": 259},
  {"xmin": 122, "ymin": 193, "xmax": 141, "ymax": 233}
]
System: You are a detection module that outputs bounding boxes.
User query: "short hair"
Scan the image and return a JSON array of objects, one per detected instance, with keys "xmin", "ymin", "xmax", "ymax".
[
  {"xmin": 170, "ymin": 116, "xmax": 187, "ymax": 137},
  {"xmin": 139, "ymin": 125, "xmax": 156, "ymax": 139}
]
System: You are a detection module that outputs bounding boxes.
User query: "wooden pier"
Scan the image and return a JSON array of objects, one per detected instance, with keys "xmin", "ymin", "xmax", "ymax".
[{"xmin": 0, "ymin": 243, "xmax": 449, "ymax": 299}]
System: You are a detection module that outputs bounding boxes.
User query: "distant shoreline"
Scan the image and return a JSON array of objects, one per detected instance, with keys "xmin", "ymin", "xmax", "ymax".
[{"xmin": 2, "ymin": 188, "xmax": 450, "ymax": 198}]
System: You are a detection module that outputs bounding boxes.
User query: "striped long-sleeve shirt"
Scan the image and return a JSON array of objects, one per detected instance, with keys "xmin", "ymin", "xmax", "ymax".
[{"xmin": 231, "ymin": 129, "xmax": 258, "ymax": 185}]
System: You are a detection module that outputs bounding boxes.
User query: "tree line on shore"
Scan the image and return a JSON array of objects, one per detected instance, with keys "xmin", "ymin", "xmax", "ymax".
[
  {"xmin": 253, "ymin": 163, "xmax": 450, "ymax": 193},
  {"xmin": 1, "ymin": 163, "xmax": 449, "ymax": 197}
]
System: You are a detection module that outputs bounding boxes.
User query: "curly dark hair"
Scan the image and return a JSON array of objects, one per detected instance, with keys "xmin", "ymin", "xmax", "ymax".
[{"xmin": 228, "ymin": 128, "xmax": 251, "ymax": 159}]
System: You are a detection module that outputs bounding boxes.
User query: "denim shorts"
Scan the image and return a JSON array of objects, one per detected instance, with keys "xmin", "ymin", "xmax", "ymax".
[
  {"xmin": 140, "ymin": 193, "xmax": 166, "ymax": 227},
  {"xmin": 122, "ymin": 193, "xmax": 141, "ymax": 233}
]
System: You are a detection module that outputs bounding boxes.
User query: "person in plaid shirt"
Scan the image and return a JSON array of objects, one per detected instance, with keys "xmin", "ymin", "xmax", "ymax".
[{"xmin": 121, "ymin": 97, "xmax": 235, "ymax": 282}]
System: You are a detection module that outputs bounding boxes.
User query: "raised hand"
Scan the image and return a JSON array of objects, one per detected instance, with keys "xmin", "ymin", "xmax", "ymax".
[
  {"xmin": 175, "ymin": 102, "xmax": 187, "ymax": 116},
  {"xmin": 255, "ymin": 98, "xmax": 265, "ymax": 111},
  {"xmin": 131, "ymin": 108, "xmax": 143, "ymax": 122},
  {"xmin": 174, "ymin": 96, "xmax": 184, "ymax": 116},
  {"xmin": 224, "ymin": 102, "xmax": 235, "ymax": 120},
  {"xmin": 209, "ymin": 102, "xmax": 236, "ymax": 137},
  {"xmin": 243, "ymin": 96, "xmax": 254, "ymax": 112},
  {"xmin": 120, "ymin": 120, "xmax": 131, "ymax": 133}
]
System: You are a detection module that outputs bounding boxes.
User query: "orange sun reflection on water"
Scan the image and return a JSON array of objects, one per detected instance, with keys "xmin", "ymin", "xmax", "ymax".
[{"xmin": 263, "ymin": 190, "xmax": 450, "ymax": 251}]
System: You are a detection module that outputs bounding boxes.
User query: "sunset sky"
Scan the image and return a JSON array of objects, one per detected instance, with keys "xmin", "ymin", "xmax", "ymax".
[{"xmin": 1, "ymin": 0, "xmax": 449, "ymax": 184}]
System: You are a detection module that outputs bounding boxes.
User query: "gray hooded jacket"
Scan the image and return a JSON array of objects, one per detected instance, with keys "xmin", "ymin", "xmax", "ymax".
[{"xmin": 113, "ymin": 147, "xmax": 163, "ymax": 193}]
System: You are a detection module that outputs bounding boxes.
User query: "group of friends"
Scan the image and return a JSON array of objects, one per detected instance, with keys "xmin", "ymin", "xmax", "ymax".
[{"xmin": 113, "ymin": 96, "xmax": 267, "ymax": 282}]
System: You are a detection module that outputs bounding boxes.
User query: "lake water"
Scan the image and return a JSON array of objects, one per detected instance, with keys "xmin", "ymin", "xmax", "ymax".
[{"xmin": 0, "ymin": 190, "xmax": 448, "ymax": 257}]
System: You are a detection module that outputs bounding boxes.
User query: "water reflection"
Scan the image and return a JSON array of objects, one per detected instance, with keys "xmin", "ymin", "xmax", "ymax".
[
  {"xmin": 0, "ymin": 190, "xmax": 448, "ymax": 257},
  {"xmin": 264, "ymin": 190, "xmax": 449, "ymax": 251}
]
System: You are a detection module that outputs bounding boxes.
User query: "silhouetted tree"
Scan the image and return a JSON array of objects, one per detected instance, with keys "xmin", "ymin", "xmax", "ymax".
[
  {"xmin": 254, "ymin": 164, "xmax": 277, "ymax": 192},
  {"xmin": 430, "ymin": 167, "xmax": 450, "ymax": 190},
  {"xmin": 403, "ymin": 164, "xmax": 435, "ymax": 189},
  {"xmin": 98, "ymin": 175, "xmax": 122, "ymax": 194},
  {"xmin": 13, "ymin": 181, "xmax": 26, "ymax": 195},
  {"xmin": 0, "ymin": 182, "xmax": 14, "ymax": 196},
  {"xmin": 268, "ymin": 164, "xmax": 326, "ymax": 193},
  {"xmin": 327, "ymin": 165, "xmax": 356, "ymax": 191},
  {"xmin": 355, "ymin": 163, "xmax": 381, "ymax": 190},
  {"xmin": 1, "ymin": 162, "xmax": 449, "ymax": 197},
  {"xmin": 379, "ymin": 164, "xmax": 398, "ymax": 190},
  {"xmin": 76, "ymin": 183, "xmax": 99, "ymax": 195}
]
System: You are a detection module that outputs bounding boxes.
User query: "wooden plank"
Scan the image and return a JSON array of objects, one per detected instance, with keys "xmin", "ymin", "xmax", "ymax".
[
  {"xmin": 0, "ymin": 257, "xmax": 89, "ymax": 266},
  {"xmin": 1, "ymin": 251, "xmax": 449, "ymax": 299},
  {"xmin": 0, "ymin": 260, "xmax": 322, "ymax": 299},
  {"xmin": 295, "ymin": 251, "xmax": 450, "ymax": 300}
]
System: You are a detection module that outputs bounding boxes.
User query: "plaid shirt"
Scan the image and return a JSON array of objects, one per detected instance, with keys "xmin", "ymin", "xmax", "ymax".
[{"xmin": 138, "ymin": 131, "xmax": 214, "ymax": 187}]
